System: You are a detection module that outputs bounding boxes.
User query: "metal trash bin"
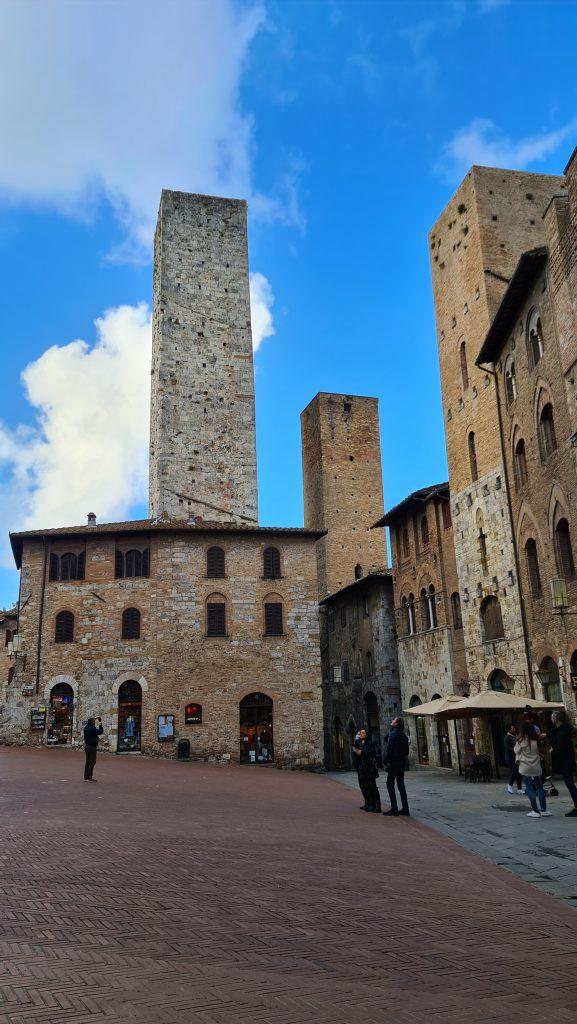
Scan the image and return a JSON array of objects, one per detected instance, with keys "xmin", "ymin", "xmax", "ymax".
[{"xmin": 177, "ymin": 738, "xmax": 190, "ymax": 761}]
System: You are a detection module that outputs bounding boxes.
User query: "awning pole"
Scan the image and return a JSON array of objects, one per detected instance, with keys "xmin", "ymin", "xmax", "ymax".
[{"xmin": 454, "ymin": 718, "xmax": 463, "ymax": 777}]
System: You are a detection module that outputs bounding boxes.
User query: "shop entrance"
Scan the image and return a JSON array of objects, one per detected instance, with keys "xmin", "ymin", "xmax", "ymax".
[
  {"xmin": 436, "ymin": 718, "xmax": 453, "ymax": 768},
  {"xmin": 240, "ymin": 692, "xmax": 273, "ymax": 764},
  {"xmin": 48, "ymin": 683, "xmax": 74, "ymax": 745},
  {"xmin": 117, "ymin": 680, "xmax": 142, "ymax": 752}
]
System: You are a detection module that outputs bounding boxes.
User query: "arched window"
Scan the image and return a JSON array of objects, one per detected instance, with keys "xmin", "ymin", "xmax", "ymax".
[
  {"xmin": 206, "ymin": 546, "xmax": 225, "ymax": 578},
  {"xmin": 55, "ymin": 610, "xmax": 74, "ymax": 643},
  {"xmin": 421, "ymin": 516, "xmax": 429, "ymax": 546},
  {"xmin": 451, "ymin": 591, "xmax": 462, "ymax": 629},
  {"xmin": 420, "ymin": 588, "xmax": 428, "ymax": 630},
  {"xmin": 402, "ymin": 528, "xmax": 410, "ymax": 559},
  {"xmin": 524, "ymin": 539, "xmax": 542, "ymax": 599},
  {"xmin": 49, "ymin": 551, "xmax": 85, "ymax": 581},
  {"xmin": 206, "ymin": 594, "xmax": 227, "ymax": 636},
  {"xmin": 480, "ymin": 595, "xmax": 504, "ymax": 642},
  {"xmin": 121, "ymin": 548, "xmax": 150, "ymax": 579},
  {"xmin": 459, "ymin": 340, "xmax": 469, "ymax": 390},
  {"xmin": 264, "ymin": 599, "xmax": 283, "ymax": 636},
  {"xmin": 555, "ymin": 518, "xmax": 575, "ymax": 579},
  {"xmin": 505, "ymin": 361, "xmax": 517, "ymax": 406},
  {"xmin": 539, "ymin": 403, "xmax": 557, "ymax": 459},
  {"xmin": 539, "ymin": 657, "xmax": 562, "ymax": 702},
  {"xmin": 263, "ymin": 546, "xmax": 281, "ymax": 579},
  {"xmin": 468, "ymin": 431, "xmax": 478, "ymax": 482},
  {"xmin": 60, "ymin": 553, "xmax": 78, "ymax": 581},
  {"xmin": 489, "ymin": 669, "xmax": 513, "ymax": 692},
  {"xmin": 514, "ymin": 438, "xmax": 528, "ymax": 488},
  {"xmin": 407, "ymin": 593, "xmax": 416, "ymax": 636},
  {"xmin": 354, "ymin": 562, "xmax": 362, "ymax": 580},
  {"xmin": 428, "ymin": 584, "xmax": 438, "ymax": 628},
  {"xmin": 366, "ymin": 650, "xmax": 374, "ymax": 676},
  {"xmin": 121, "ymin": 607, "xmax": 141, "ymax": 640},
  {"xmin": 400, "ymin": 596, "xmax": 409, "ymax": 637},
  {"xmin": 527, "ymin": 308, "xmax": 544, "ymax": 369}
]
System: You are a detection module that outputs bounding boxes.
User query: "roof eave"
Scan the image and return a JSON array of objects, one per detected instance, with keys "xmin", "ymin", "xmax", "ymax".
[{"xmin": 476, "ymin": 248, "xmax": 548, "ymax": 366}]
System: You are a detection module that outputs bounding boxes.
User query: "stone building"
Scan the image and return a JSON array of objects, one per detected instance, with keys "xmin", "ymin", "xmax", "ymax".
[
  {"xmin": 301, "ymin": 393, "xmax": 387, "ymax": 598},
  {"xmin": 374, "ymin": 484, "xmax": 468, "ymax": 768},
  {"xmin": 319, "ymin": 571, "xmax": 400, "ymax": 770},
  {"xmin": 1, "ymin": 608, "xmax": 17, "ymax": 687},
  {"xmin": 429, "ymin": 164, "xmax": 567, "ymax": 700},
  {"xmin": 476, "ymin": 152, "xmax": 577, "ymax": 714},
  {"xmin": 0, "ymin": 190, "xmax": 325, "ymax": 768}
]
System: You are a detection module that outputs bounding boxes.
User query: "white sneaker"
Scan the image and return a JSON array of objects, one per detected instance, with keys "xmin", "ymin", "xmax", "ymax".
[
  {"xmin": 540, "ymin": 810, "xmax": 552, "ymax": 817},
  {"xmin": 515, "ymin": 790, "xmax": 525, "ymax": 795},
  {"xmin": 527, "ymin": 811, "xmax": 541, "ymax": 818},
  {"xmin": 507, "ymin": 785, "xmax": 514, "ymax": 794}
]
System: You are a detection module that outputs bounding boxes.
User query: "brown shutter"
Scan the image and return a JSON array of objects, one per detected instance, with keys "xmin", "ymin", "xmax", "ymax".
[
  {"xmin": 55, "ymin": 611, "xmax": 74, "ymax": 643},
  {"xmin": 122, "ymin": 607, "xmax": 141, "ymax": 640},
  {"xmin": 207, "ymin": 546, "xmax": 225, "ymax": 578},
  {"xmin": 263, "ymin": 547, "xmax": 281, "ymax": 579},
  {"xmin": 77, "ymin": 551, "xmax": 85, "ymax": 581},
  {"xmin": 115, "ymin": 550, "xmax": 124, "ymax": 578},
  {"xmin": 264, "ymin": 602, "xmax": 283, "ymax": 636},
  {"xmin": 207, "ymin": 602, "xmax": 226, "ymax": 636},
  {"xmin": 49, "ymin": 553, "xmax": 59, "ymax": 581},
  {"xmin": 142, "ymin": 547, "xmax": 150, "ymax": 577}
]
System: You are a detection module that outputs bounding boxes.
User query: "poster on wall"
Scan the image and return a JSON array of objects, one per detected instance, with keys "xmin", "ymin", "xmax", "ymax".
[
  {"xmin": 157, "ymin": 714, "xmax": 175, "ymax": 741},
  {"xmin": 30, "ymin": 707, "xmax": 47, "ymax": 730},
  {"xmin": 184, "ymin": 703, "xmax": 202, "ymax": 725}
]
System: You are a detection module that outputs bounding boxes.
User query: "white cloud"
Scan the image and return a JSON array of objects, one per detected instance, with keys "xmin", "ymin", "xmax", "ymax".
[
  {"xmin": 439, "ymin": 117, "xmax": 577, "ymax": 182},
  {"xmin": 249, "ymin": 272, "xmax": 275, "ymax": 351},
  {"xmin": 0, "ymin": 277, "xmax": 275, "ymax": 565},
  {"xmin": 0, "ymin": 0, "xmax": 301, "ymax": 256}
]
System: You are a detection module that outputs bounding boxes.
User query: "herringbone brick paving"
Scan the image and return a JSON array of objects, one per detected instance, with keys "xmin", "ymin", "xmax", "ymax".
[{"xmin": 0, "ymin": 748, "xmax": 576, "ymax": 1023}]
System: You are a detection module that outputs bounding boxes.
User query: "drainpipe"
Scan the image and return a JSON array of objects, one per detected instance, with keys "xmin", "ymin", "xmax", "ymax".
[
  {"xmin": 34, "ymin": 538, "xmax": 49, "ymax": 697},
  {"xmin": 477, "ymin": 363, "xmax": 535, "ymax": 699}
]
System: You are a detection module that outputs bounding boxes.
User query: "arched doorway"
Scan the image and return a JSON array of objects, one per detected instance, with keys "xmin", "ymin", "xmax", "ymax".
[
  {"xmin": 364, "ymin": 692, "xmax": 381, "ymax": 758},
  {"xmin": 432, "ymin": 692, "xmax": 452, "ymax": 769},
  {"xmin": 409, "ymin": 695, "xmax": 429, "ymax": 765},
  {"xmin": 47, "ymin": 683, "xmax": 74, "ymax": 745},
  {"xmin": 333, "ymin": 717, "xmax": 345, "ymax": 769},
  {"xmin": 488, "ymin": 670, "xmax": 515, "ymax": 768},
  {"xmin": 117, "ymin": 680, "xmax": 143, "ymax": 752},
  {"xmin": 240, "ymin": 693, "xmax": 273, "ymax": 764}
]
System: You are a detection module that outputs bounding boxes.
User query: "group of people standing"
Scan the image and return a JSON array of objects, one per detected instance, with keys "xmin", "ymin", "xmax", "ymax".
[
  {"xmin": 504, "ymin": 709, "xmax": 577, "ymax": 819},
  {"xmin": 353, "ymin": 717, "xmax": 410, "ymax": 817}
]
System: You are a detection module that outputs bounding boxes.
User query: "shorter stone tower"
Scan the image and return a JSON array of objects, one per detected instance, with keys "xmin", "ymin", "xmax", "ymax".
[
  {"xmin": 301, "ymin": 393, "xmax": 387, "ymax": 597},
  {"xmin": 149, "ymin": 190, "xmax": 258, "ymax": 524}
]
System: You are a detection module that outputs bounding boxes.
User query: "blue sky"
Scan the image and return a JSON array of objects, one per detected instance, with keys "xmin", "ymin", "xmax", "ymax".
[{"xmin": 1, "ymin": 0, "xmax": 576, "ymax": 608}]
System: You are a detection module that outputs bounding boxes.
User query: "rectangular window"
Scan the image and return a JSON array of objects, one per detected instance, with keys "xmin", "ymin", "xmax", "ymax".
[
  {"xmin": 206, "ymin": 602, "xmax": 226, "ymax": 637},
  {"xmin": 264, "ymin": 602, "xmax": 283, "ymax": 636},
  {"xmin": 442, "ymin": 502, "xmax": 452, "ymax": 530}
]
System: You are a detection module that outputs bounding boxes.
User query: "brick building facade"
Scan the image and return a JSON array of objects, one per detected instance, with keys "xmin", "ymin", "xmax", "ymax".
[
  {"xmin": 1, "ymin": 608, "xmax": 17, "ymax": 690},
  {"xmin": 374, "ymin": 484, "xmax": 468, "ymax": 768}
]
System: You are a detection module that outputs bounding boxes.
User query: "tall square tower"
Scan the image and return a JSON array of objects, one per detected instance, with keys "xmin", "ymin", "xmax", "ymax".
[{"xmin": 149, "ymin": 191, "xmax": 258, "ymax": 523}]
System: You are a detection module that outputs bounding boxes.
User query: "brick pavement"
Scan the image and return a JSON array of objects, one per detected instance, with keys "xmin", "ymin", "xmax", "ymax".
[{"xmin": 1, "ymin": 747, "xmax": 576, "ymax": 1024}]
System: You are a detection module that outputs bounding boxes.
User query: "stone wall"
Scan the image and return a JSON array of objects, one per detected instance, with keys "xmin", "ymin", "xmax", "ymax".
[
  {"xmin": 301, "ymin": 393, "xmax": 387, "ymax": 598},
  {"xmin": 1, "ymin": 529, "xmax": 323, "ymax": 768},
  {"xmin": 149, "ymin": 191, "xmax": 258, "ymax": 524}
]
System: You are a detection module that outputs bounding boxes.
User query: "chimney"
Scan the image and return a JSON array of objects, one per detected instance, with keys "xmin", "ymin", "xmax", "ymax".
[{"xmin": 87, "ymin": 512, "xmax": 97, "ymax": 525}]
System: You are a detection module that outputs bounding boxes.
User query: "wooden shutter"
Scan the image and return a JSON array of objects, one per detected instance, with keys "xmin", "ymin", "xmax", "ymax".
[
  {"xmin": 206, "ymin": 602, "xmax": 226, "ymax": 636},
  {"xmin": 556, "ymin": 521, "xmax": 575, "ymax": 578},
  {"xmin": 142, "ymin": 547, "xmax": 150, "ymax": 578},
  {"xmin": 207, "ymin": 546, "xmax": 225, "ymax": 578},
  {"xmin": 122, "ymin": 607, "xmax": 141, "ymax": 640},
  {"xmin": 49, "ymin": 553, "xmax": 59, "ymax": 581},
  {"xmin": 55, "ymin": 611, "xmax": 74, "ymax": 643},
  {"xmin": 77, "ymin": 551, "xmax": 85, "ymax": 580},
  {"xmin": 115, "ymin": 550, "xmax": 124, "ymax": 579},
  {"xmin": 264, "ymin": 602, "xmax": 283, "ymax": 636},
  {"xmin": 483, "ymin": 597, "xmax": 504, "ymax": 641},
  {"xmin": 263, "ymin": 547, "xmax": 281, "ymax": 579}
]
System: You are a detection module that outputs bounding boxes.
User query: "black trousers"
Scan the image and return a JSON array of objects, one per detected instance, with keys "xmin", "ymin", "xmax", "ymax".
[
  {"xmin": 358, "ymin": 772, "xmax": 380, "ymax": 809},
  {"xmin": 386, "ymin": 765, "xmax": 409, "ymax": 813},
  {"xmin": 84, "ymin": 747, "xmax": 97, "ymax": 780},
  {"xmin": 507, "ymin": 763, "xmax": 522, "ymax": 789}
]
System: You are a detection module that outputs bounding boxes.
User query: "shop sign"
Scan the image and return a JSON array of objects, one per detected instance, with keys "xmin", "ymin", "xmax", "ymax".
[
  {"xmin": 30, "ymin": 706, "xmax": 47, "ymax": 730},
  {"xmin": 22, "ymin": 685, "xmax": 34, "ymax": 697},
  {"xmin": 184, "ymin": 703, "xmax": 202, "ymax": 725},
  {"xmin": 157, "ymin": 714, "xmax": 175, "ymax": 742}
]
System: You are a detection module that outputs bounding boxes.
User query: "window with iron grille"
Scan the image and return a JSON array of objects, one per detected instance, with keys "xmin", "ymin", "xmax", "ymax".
[
  {"xmin": 122, "ymin": 607, "xmax": 141, "ymax": 640},
  {"xmin": 263, "ymin": 546, "xmax": 281, "ymax": 579},
  {"xmin": 555, "ymin": 519, "xmax": 575, "ymax": 579},
  {"xmin": 206, "ymin": 601, "xmax": 227, "ymax": 636},
  {"xmin": 207, "ymin": 546, "xmax": 226, "ymax": 578},
  {"xmin": 525, "ymin": 539, "xmax": 542, "ymax": 598},
  {"xmin": 55, "ymin": 610, "xmax": 74, "ymax": 643},
  {"xmin": 264, "ymin": 602, "xmax": 283, "ymax": 636}
]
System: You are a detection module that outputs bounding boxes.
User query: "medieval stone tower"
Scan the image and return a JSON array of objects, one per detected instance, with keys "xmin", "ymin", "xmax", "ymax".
[
  {"xmin": 301, "ymin": 393, "xmax": 387, "ymax": 598},
  {"xmin": 149, "ymin": 191, "xmax": 258, "ymax": 524},
  {"xmin": 430, "ymin": 166, "xmax": 565, "ymax": 692}
]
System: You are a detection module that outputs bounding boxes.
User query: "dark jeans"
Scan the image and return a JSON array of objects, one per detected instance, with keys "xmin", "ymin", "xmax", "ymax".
[
  {"xmin": 386, "ymin": 765, "xmax": 409, "ymax": 813},
  {"xmin": 562, "ymin": 772, "xmax": 577, "ymax": 807},
  {"xmin": 506, "ymin": 763, "xmax": 522, "ymax": 789},
  {"xmin": 523, "ymin": 774, "xmax": 546, "ymax": 813},
  {"xmin": 358, "ymin": 773, "xmax": 380, "ymax": 809},
  {"xmin": 84, "ymin": 747, "xmax": 97, "ymax": 780}
]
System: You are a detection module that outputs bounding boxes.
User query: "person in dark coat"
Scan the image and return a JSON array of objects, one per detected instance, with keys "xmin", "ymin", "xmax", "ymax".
[
  {"xmin": 504, "ymin": 724, "xmax": 522, "ymax": 794},
  {"xmin": 353, "ymin": 729, "xmax": 381, "ymax": 812},
  {"xmin": 83, "ymin": 716, "xmax": 103, "ymax": 781},
  {"xmin": 383, "ymin": 716, "xmax": 410, "ymax": 816},
  {"xmin": 550, "ymin": 711, "xmax": 577, "ymax": 817}
]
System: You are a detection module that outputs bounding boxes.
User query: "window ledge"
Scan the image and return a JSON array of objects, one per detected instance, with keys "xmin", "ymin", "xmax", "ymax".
[
  {"xmin": 262, "ymin": 632, "xmax": 286, "ymax": 638},
  {"xmin": 261, "ymin": 575, "xmax": 284, "ymax": 581},
  {"xmin": 204, "ymin": 633, "xmax": 229, "ymax": 639},
  {"xmin": 204, "ymin": 575, "xmax": 228, "ymax": 580}
]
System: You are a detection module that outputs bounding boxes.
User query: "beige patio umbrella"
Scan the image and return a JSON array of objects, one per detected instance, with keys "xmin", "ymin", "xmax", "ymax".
[
  {"xmin": 404, "ymin": 695, "xmax": 464, "ymax": 716},
  {"xmin": 436, "ymin": 690, "xmax": 565, "ymax": 719}
]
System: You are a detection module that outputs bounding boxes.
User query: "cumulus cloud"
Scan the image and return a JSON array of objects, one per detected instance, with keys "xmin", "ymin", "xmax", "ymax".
[
  {"xmin": 439, "ymin": 117, "xmax": 577, "ymax": 182},
  {"xmin": 0, "ymin": 0, "xmax": 302, "ymax": 256},
  {"xmin": 249, "ymin": 272, "xmax": 276, "ymax": 351},
  {"xmin": 0, "ymin": 277, "xmax": 275, "ymax": 565}
]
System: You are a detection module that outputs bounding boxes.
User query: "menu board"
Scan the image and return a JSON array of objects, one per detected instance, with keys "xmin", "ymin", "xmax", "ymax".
[
  {"xmin": 184, "ymin": 703, "xmax": 202, "ymax": 725},
  {"xmin": 30, "ymin": 706, "xmax": 47, "ymax": 731}
]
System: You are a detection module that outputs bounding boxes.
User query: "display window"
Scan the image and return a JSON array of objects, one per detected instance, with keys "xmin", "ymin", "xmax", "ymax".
[
  {"xmin": 117, "ymin": 680, "xmax": 142, "ymax": 752},
  {"xmin": 240, "ymin": 692, "xmax": 274, "ymax": 764},
  {"xmin": 47, "ymin": 683, "xmax": 74, "ymax": 745}
]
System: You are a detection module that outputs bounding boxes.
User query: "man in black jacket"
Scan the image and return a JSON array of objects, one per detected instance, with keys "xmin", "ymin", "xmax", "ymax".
[
  {"xmin": 83, "ymin": 717, "xmax": 104, "ymax": 781},
  {"xmin": 550, "ymin": 711, "xmax": 577, "ymax": 817},
  {"xmin": 383, "ymin": 716, "xmax": 410, "ymax": 817},
  {"xmin": 353, "ymin": 729, "xmax": 381, "ymax": 813}
]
